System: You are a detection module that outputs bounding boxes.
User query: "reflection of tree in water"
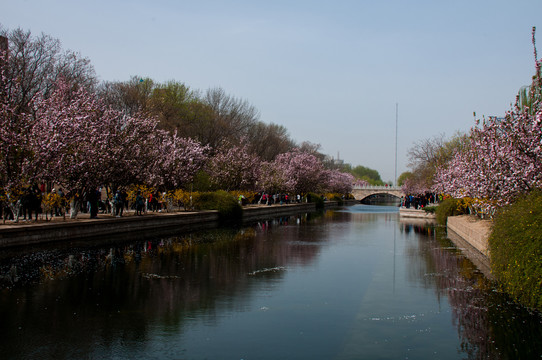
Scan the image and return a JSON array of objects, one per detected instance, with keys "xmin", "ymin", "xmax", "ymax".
[
  {"xmin": 400, "ymin": 221, "xmax": 542, "ymax": 360},
  {"xmin": 0, "ymin": 213, "xmax": 328, "ymax": 358}
]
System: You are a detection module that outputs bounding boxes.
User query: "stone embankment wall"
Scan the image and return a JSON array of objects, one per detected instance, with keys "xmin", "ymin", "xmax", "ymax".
[
  {"xmin": 399, "ymin": 208, "xmax": 436, "ymax": 219},
  {"xmin": 399, "ymin": 209, "xmax": 494, "ymax": 278},
  {"xmin": 447, "ymin": 215, "xmax": 493, "ymax": 279},
  {"xmin": 0, "ymin": 201, "xmax": 344, "ymax": 248},
  {"xmin": 0, "ymin": 211, "xmax": 220, "ymax": 248}
]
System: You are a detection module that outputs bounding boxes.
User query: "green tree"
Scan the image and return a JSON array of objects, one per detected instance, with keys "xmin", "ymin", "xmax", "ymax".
[
  {"xmin": 350, "ymin": 165, "xmax": 383, "ymax": 185},
  {"xmin": 98, "ymin": 76, "xmax": 154, "ymax": 116},
  {"xmin": 397, "ymin": 171, "xmax": 412, "ymax": 186},
  {"xmin": 245, "ymin": 122, "xmax": 295, "ymax": 161},
  {"xmin": 150, "ymin": 81, "xmax": 193, "ymax": 125},
  {"xmin": 203, "ymin": 87, "xmax": 259, "ymax": 148}
]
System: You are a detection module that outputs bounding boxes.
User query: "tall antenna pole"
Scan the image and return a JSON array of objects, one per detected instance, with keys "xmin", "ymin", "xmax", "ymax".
[{"xmin": 394, "ymin": 103, "xmax": 398, "ymax": 187}]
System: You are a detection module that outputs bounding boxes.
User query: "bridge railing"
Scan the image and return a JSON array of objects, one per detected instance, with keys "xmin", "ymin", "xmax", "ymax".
[{"xmin": 352, "ymin": 185, "xmax": 402, "ymax": 191}]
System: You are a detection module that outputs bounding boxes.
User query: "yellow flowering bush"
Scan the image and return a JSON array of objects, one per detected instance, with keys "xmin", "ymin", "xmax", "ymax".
[
  {"xmin": 172, "ymin": 189, "xmax": 198, "ymax": 210},
  {"xmin": 41, "ymin": 193, "xmax": 62, "ymax": 220},
  {"xmin": 127, "ymin": 185, "xmax": 154, "ymax": 204}
]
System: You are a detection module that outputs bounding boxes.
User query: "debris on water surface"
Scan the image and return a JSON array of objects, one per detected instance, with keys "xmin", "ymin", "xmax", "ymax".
[
  {"xmin": 247, "ymin": 266, "xmax": 286, "ymax": 276},
  {"xmin": 141, "ymin": 273, "xmax": 182, "ymax": 280}
]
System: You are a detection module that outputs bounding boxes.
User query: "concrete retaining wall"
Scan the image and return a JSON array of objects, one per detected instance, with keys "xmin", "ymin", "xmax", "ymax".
[
  {"xmin": 0, "ymin": 211, "xmax": 221, "ymax": 248},
  {"xmin": 446, "ymin": 215, "xmax": 493, "ymax": 279},
  {"xmin": 447, "ymin": 215, "xmax": 491, "ymax": 257},
  {"xmin": 242, "ymin": 203, "xmax": 318, "ymax": 222},
  {"xmin": 0, "ymin": 201, "xmax": 345, "ymax": 248},
  {"xmin": 399, "ymin": 208, "xmax": 436, "ymax": 219}
]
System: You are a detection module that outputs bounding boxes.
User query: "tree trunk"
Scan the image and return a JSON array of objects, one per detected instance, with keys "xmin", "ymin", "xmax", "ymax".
[{"xmin": 70, "ymin": 199, "xmax": 79, "ymax": 219}]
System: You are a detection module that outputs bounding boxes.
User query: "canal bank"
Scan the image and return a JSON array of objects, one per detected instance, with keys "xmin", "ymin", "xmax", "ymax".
[
  {"xmin": 399, "ymin": 208, "xmax": 493, "ymax": 279},
  {"xmin": 398, "ymin": 207, "xmax": 436, "ymax": 219},
  {"xmin": 446, "ymin": 215, "xmax": 493, "ymax": 279},
  {"xmin": 0, "ymin": 201, "xmax": 348, "ymax": 248}
]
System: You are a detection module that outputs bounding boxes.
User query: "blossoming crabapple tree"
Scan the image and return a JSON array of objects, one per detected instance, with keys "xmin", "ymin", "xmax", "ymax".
[
  {"xmin": 433, "ymin": 28, "xmax": 542, "ymax": 214},
  {"xmin": 206, "ymin": 140, "xmax": 261, "ymax": 191},
  {"xmin": 147, "ymin": 130, "xmax": 209, "ymax": 191},
  {"xmin": 93, "ymin": 112, "xmax": 159, "ymax": 193},
  {"xmin": 323, "ymin": 169, "xmax": 355, "ymax": 194},
  {"xmin": 257, "ymin": 160, "xmax": 289, "ymax": 195},
  {"xmin": 0, "ymin": 52, "xmax": 38, "ymax": 221},
  {"xmin": 31, "ymin": 80, "xmax": 122, "ymax": 217},
  {"xmin": 271, "ymin": 149, "xmax": 327, "ymax": 195},
  {"xmin": 31, "ymin": 79, "xmax": 212, "ymax": 217},
  {"xmin": 402, "ymin": 177, "xmax": 430, "ymax": 196}
]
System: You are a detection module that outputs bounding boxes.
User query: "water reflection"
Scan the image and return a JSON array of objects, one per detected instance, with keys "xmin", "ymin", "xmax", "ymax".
[
  {"xmin": 0, "ymin": 212, "xmax": 330, "ymax": 359},
  {"xmin": 0, "ymin": 207, "xmax": 540, "ymax": 359},
  {"xmin": 399, "ymin": 219, "xmax": 542, "ymax": 360}
]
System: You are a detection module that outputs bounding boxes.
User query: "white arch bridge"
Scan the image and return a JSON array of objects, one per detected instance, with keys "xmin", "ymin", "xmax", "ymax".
[{"xmin": 351, "ymin": 185, "xmax": 405, "ymax": 201}]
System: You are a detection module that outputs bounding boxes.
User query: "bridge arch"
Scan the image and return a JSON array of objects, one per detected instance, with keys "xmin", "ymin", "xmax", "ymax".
[{"xmin": 351, "ymin": 186, "xmax": 405, "ymax": 202}]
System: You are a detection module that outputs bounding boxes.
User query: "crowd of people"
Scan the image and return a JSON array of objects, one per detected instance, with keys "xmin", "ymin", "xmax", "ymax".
[
  {"xmin": 252, "ymin": 192, "xmax": 323, "ymax": 206},
  {"xmin": 1, "ymin": 185, "xmax": 318, "ymax": 222},
  {"xmin": 255, "ymin": 193, "xmax": 294, "ymax": 205},
  {"xmin": 401, "ymin": 193, "xmax": 440, "ymax": 209},
  {"xmin": 1, "ymin": 186, "xmax": 149, "ymax": 221}
]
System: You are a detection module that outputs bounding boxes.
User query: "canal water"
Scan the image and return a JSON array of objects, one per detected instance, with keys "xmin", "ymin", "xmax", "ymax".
[{"xmin": 0, "ymin": 204, "xmax": 541, "ymax": 359}]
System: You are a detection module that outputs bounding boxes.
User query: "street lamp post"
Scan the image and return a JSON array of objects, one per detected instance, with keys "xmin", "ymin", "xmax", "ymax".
[{"xmin": 394, "ymin": 103, "xmax": 398, "ymax": 187}]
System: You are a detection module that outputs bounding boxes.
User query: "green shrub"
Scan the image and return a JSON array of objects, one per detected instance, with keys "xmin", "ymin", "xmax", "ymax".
[
  {"xmin": 307, "ymin": 192, "xmax": 325, "ymax": 209},
  {"xmin": 191, "ymin": 170, "xmax": 213, "ymax": 192},
  {"xmin": 489, "ymin": 190, "xmax": 542, "ymax": 310},
  {"xmin": 330, "ymin": 194, "xmax": 344, "ymax": 206},
  {"xmin": 194, "ymin": 190, "xmax": 242, "ymax": 224},
  {"xmin": 435, "ymin": 198, "xmax": 460, "ymax": 225},
  {"xmin": 423, "ymin": 206, "xmax": 438, "ymax": 214}
]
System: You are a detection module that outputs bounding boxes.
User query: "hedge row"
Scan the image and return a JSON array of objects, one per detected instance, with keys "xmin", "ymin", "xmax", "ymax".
[{"xmin": 489, "ymin": 190, "xmax": 542, "ymax": 310}]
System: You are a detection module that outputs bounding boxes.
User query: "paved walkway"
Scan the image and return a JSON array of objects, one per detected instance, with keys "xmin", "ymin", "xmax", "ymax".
[
  {"xmin": 0, "ymin": 203, "xmax": 302, "ymax": 230},
  {"xmin": 0, "ymin": 210, "xmax": 166, "ymax": 229}
]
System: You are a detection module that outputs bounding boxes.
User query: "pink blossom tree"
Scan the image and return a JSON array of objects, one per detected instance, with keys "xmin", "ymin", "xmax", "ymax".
[
  {"xmin": 96, "ymin": 111, "xmax": 160, "ymax": 191},
  {"xmin": 206, "ymin": 140, "xmax": 261, "ymax": 191},
  {"xmin": 433, "ymin": 28, "xmax": 542, "ymax": 214},
  {"xmin": 323, "ymin": 169, "xmax": 354, "ymax": 194},
  {"xmin": 402, "ymin": 177, "xmax": 430, "ymax": 196},
  {"xmin": 30, "ymin": 80, "xmax": 117, "ymax": 217},
  {"xmin": 0, "ymin": 51, "xmax": 40, "ymax": 221},
  {"xmin": 257, "ymin": 160, "xmax": 289, "ymax": 194},
  {"xmin": 147, "ymin": 130, "xmax": 209, "ymax": 191},
  {"xmin": 271, "ymin": 149, "xmax": 326, "ymax": 194}
]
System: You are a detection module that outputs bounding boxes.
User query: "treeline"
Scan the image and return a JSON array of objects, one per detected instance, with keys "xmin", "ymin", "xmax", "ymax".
[
  {"xmin": 0, "ymin": 26, "xmax": 385, "ymax": 181},
  {"xmin": 1, "ymin": 26, "xmax": 367, "ymax": 220},
  {"xmin": 0, "ymin": 27, "xmax": 302, "ymax": 161},
  {"xmin": 98, "ymin": 79, "xmax": 299, "ymax": 162}
]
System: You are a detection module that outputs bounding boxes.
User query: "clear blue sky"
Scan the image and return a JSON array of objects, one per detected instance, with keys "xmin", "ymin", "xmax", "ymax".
[{"xmin": 2, "ymin": 0, "xmax": 541, "ymax": 182}]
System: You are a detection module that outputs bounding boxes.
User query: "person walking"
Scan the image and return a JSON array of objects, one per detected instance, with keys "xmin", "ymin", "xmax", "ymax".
[
  {"xmin": 135, "ymin": 191, "xmax": 145, "ymax": 216},
  {"xmin": 114, "ymin": 190, "xmax": 124, "ymax": 217}
]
